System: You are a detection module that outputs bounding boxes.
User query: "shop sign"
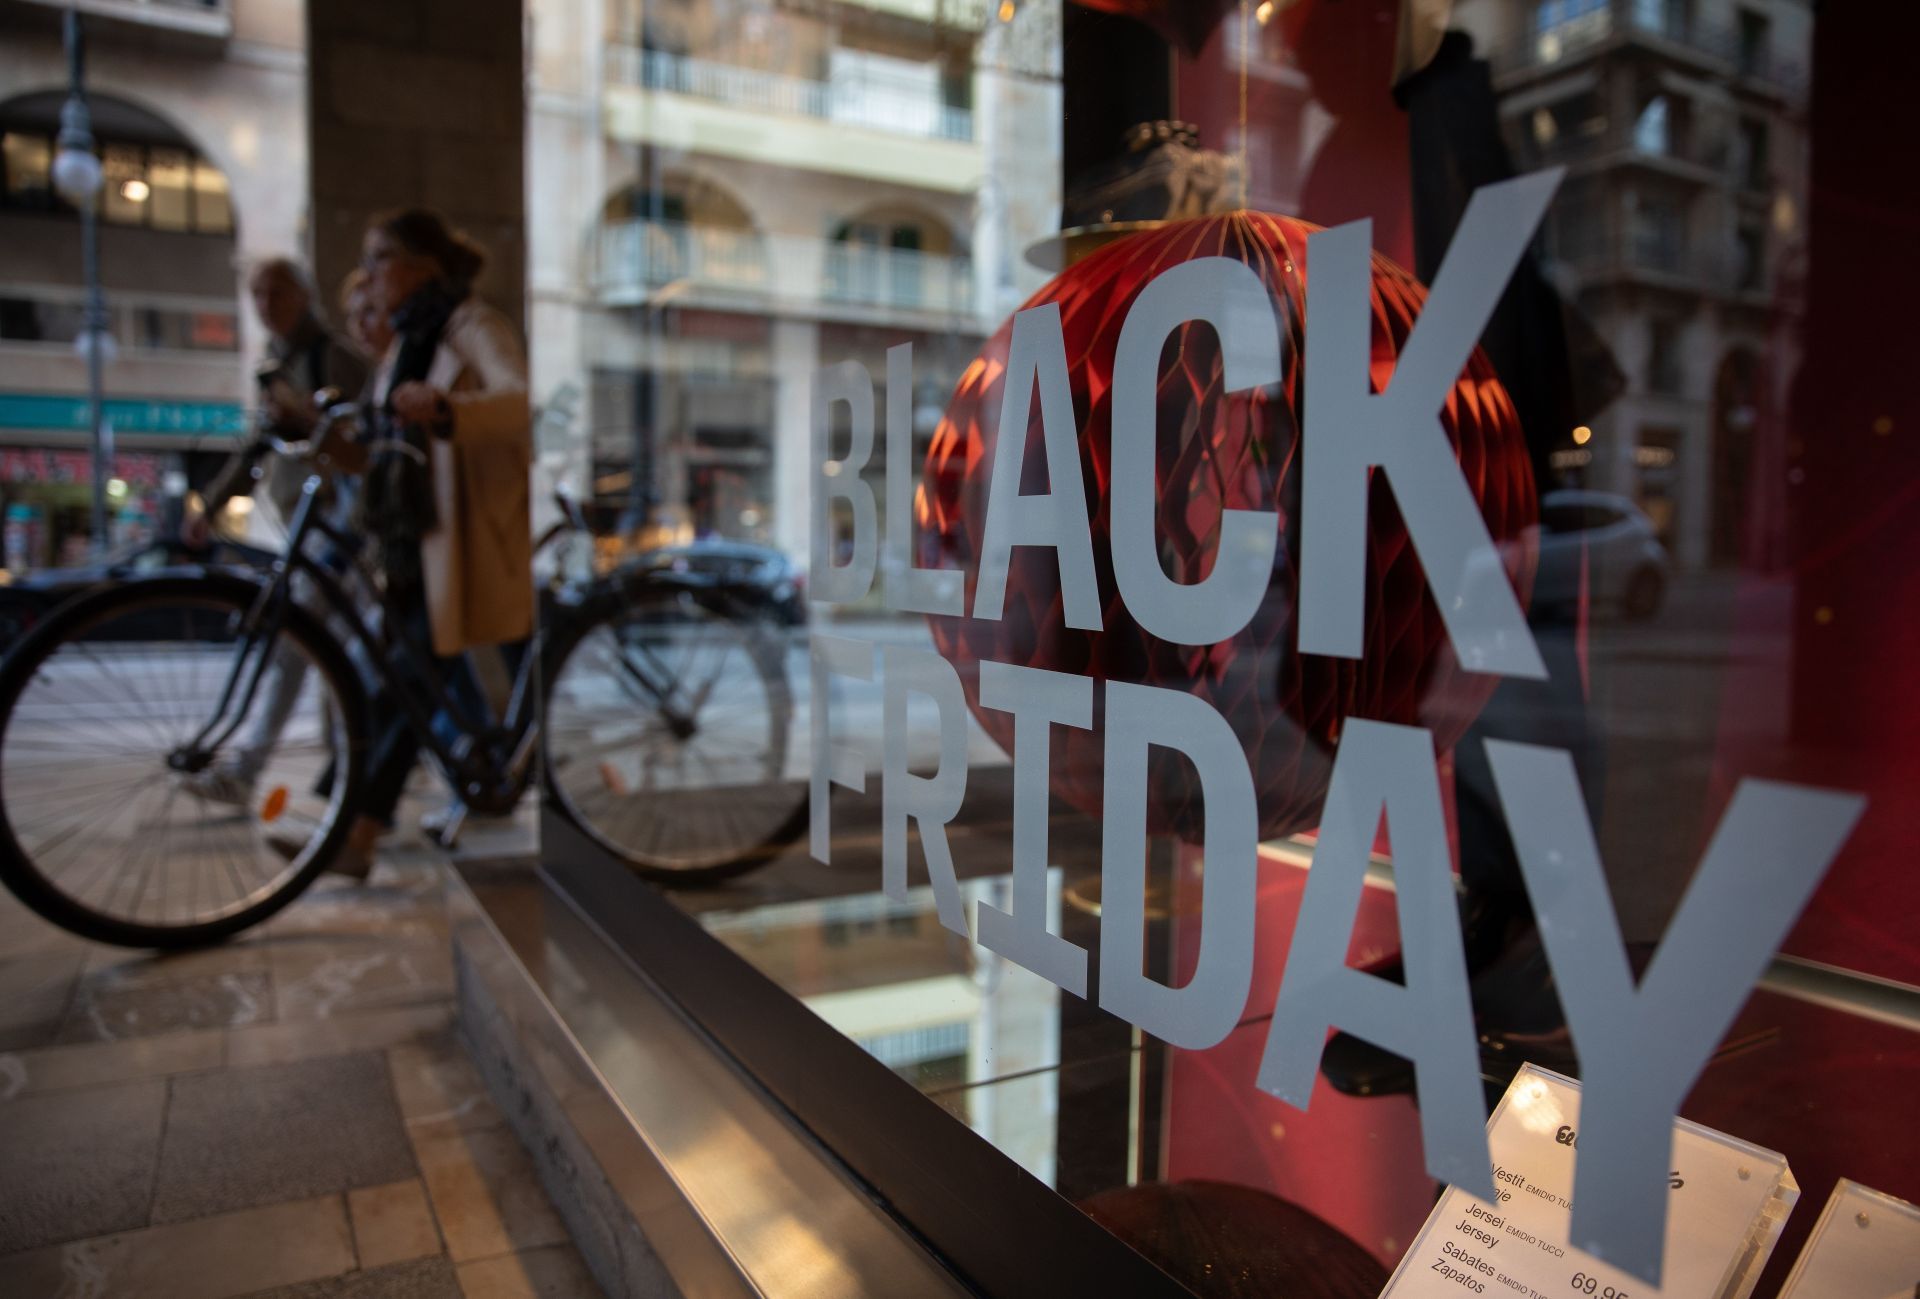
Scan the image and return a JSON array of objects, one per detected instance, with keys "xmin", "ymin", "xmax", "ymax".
[
  {"xmin": 0, "ymin": 393, "xmax": 246, "ymax": 438},
  {"xmin": 805, "ymin": 172, "xmax": 1866, "ymax": 1286},
  {"xmin": 1, "ymin": 448, "xmax": 164, "ymax": 488}
]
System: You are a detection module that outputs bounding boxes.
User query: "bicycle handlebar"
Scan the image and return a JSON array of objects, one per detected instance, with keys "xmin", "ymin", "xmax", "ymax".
[{"xmin": 264, "ymin": 400, "xmax": 428, "ymax": 468}]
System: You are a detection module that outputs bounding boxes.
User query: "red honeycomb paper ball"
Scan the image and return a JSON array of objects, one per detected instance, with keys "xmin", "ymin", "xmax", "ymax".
[{"xmin": 916, "ymin": 212, "xmax": 1536, "ymax": 841}]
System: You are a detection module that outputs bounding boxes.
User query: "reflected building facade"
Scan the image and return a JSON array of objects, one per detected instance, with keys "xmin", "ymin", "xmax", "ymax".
[
  {"xmin": 1454, "ymin": 0, "xmax": 1812, "ymax": 572},
  {"xmin": 0, "ymin": 0, "xmax": 307, "ymax": 566},
  {"xmin": 525, "ymin": 0, "xmax": 1063, "ymax": 566}
]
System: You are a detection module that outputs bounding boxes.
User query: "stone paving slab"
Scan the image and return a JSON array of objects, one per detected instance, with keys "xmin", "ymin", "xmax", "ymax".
[
  {"xmin": 0, "ymin": 805, "xmax": 600, "ymax": 1297},
  {"xmin": 0, "ymin": 1193, "xmax": 356, "ymax": 1299},
  {"xmin": 0, "ymin": 1075, "xmax": 167, "ymax": 1253},
  {"xmin": 455, "ymin": 1243, "xmax": 603, "ymax": 1298},
  {"xmin": 0, "ymin": 950, "xmax": 85, "ymax": 1052},
  {"xmin": 59, "ymin": 966, "xmax": 274, "ymax": 1043},
  {"xmin": 151, "ymin": 1050, "xmax": 417, "ymax": 1224},
  {"xmin": 240, "ymin": 1255, "xmax": 465, "ymax": 1299}
]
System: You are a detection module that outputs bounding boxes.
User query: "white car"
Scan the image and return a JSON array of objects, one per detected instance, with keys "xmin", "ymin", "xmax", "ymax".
[{"xmin": 1531, "ymin": 489, "xmax": 1670, "ymax": 620}]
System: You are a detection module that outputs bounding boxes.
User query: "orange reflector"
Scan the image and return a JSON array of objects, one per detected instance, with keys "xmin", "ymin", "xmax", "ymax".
[
  {"xmin": 598, "ymin": 762, "xmax": 628, "ymax": 796},
  {"xmin": 260, "ymin": 786, "xmax": 290, "ymax": 822}
]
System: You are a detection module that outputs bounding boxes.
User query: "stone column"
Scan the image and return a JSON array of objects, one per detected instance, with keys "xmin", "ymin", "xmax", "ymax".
[
  {"xmin": 306, "ymin": 0, "xmax": 525, "ymax": 332},
  {"xmin": 772, "ymin": 317, "xmax": 820, "ymax": 566}
]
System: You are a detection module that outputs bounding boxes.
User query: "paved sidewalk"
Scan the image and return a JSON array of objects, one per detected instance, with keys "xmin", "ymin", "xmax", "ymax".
[{"xmin": 0, "ymin": 814, "xmax": 600, "ymax": 1299}]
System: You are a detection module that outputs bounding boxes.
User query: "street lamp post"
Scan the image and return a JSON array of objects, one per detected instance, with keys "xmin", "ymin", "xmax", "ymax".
[{"xmin": 50, "ymin": 10, "xmax": 112, "ymax": 555}]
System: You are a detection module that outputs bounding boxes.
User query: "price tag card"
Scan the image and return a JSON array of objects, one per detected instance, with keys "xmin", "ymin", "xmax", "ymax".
[
  {"xmin": 1777, "ymin": 1179, "xmax": 1920, "ymax": 1298},
  {"xmin": 1381, "ymin": 1064, "xmax": 1798, "ymax": 1299}
]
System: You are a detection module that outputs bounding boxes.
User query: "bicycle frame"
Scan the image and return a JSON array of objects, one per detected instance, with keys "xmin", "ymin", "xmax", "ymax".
[
  {"xmin": 181, "ymin": 471, "xmax": 781, "ymax": 815},
  {"xmin": 182, "ymin": 474, "xmax": 547, "ymax": 809}
]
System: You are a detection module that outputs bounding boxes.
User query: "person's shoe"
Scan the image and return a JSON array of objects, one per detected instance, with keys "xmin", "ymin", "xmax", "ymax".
[
  {"xmin": 419, "ymin": 801, "xmax": 467, "ymax": 848},
  {"xmin": 266, "ymin": 814, "xmax": 380, "ymax": 882},
  {"xmin": 183, "ymin": 765, "xmax": 255, "ymax": 810},
  {"xmin": 320, "ymin": 838, "xmax": 375, "ymax": 881},
  {"xmin": 421, "ymin": 801, "xmax": 520, "ymax": 850}
]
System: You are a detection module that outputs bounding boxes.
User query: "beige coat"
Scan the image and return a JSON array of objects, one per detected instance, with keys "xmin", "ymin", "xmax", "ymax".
[{"xmin": 376, "ymin": 297, "xmax": 533, "ymax": 656}]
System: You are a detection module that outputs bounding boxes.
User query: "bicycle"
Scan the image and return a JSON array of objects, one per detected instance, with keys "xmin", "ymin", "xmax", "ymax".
[{"xmin": 0, "ymin": 402, "xmax": 807, "ymax": 948}]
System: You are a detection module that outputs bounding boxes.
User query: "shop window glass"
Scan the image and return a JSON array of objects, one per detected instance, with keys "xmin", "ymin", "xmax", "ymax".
[
  {"xmin": 146, "ymin": 147, "xmax": 193, "ymax": 231},
  {"xmin": 189, "ymin": 310, "xmax": 238, "ymax": 350},
  {"xmin": 1536, "ymin": 0, "xmax": 1606, "ymax": 33},
  {"xmin": 524, "ymin": 3, "xmax": 1917, "ymax": 1285},
  {"xmin": 3, "ymin": 7, "xmax": 1914, "ymax": 1299},
  {"xmin": 0, "ymin": 295, "xmax": 84, "ymax": 344},
  {"xmin": 1648, "ymin": 316, "xmax": 1684, "ymax": 394},
  {"xmin": 1636, "ymin": 426, "xmax": 1682, "ymax": 540},
  {"xmin": 192, "ymin": 161, "xmax": 233, "ymax": 234},
  {"xmin": 1633, "ymin": 0, "xmax": 1689, "ymax": 38},
  {"xmin": 1632, "ymin": 195, "xmax": 1687, "ymax": 273},
  {"xmin": 1736, "ymin": 220, "xmax": 1766, "ymax": 291},
  {"xmin": 1738, "ymin": 9, "xmax": 1772, "ymax": 78},
  {"xmin": 1633, "ymin": 94, "xmax": 1670, "ymax": 155},
  {"xmin": 101, "ymin": 144, "xmax": 148, "ymax": 226},
  {"xmin": 2, "ymin": 131, "xmax": 53, "ymax": 207},
  {"xmin": 1740, "ymin": 117, "xmax": 1770, "ymax": 191}
]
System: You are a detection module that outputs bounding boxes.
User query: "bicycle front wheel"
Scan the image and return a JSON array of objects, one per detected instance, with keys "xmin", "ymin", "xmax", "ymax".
[
  {"xmin": 0, "ymin": 575, "xmax": 367, "ymax": 948},
  {"xmin": 543, "ymin": 590, "xmax": 806, "ymax": 884}
]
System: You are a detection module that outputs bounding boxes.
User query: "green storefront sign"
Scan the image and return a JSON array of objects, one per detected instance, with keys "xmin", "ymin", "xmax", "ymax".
[{"xmin": 0, "ymin": 393, "xmax": 247, "ymax": 438}]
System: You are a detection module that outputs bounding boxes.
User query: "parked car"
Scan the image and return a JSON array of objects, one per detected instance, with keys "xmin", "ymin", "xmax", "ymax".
[
  {"xmin": 629, "ymin": 539, "xmax": 808, "ymax": 626},
  {"xmin": 1532, "ymin": 489, "xmax": 1670, "ymax": 620},
  {"xmin": 1456, "ymin": 489, "xmax": 1670, "ymax": 627},
  {"xmin": 0, "ymin": 536, "xmax": 280, "ymax": 652}
]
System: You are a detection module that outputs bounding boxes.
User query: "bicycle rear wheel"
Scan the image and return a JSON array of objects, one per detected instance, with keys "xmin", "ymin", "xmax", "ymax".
[
  {"xmin": 0, "ymin": 575, "xmax": 367, "ymax": 948},
  {"xmin": 543, "ymin": 589, "xmax": 806, "ymax": 884}
]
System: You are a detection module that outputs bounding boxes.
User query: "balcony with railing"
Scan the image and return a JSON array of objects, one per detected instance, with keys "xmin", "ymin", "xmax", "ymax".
[
  {"xmin": 1543, "ymin": 222, "xmax": 1770, "ymax": 300},
  {"xmin": 607, "ymin": 46, "xmax": 974, "ymax": 144},
  {"xmin": 1516, "ymin": 120, "xmax": 1727, "ymax": 185},
  {"xmin": 1493, "ymin": 1, "xmax": 1804, "ymax": 95},
  {"xmin": 821, "ymin": 241, "xmax": 974, "ymax": 313},
  {"xmin": 595, "ymin": 219, "xmax": 976, "ymax": 320},
  {"xmin": 595, "ymin": 220, "xmax": 772, "ymax": 300}
]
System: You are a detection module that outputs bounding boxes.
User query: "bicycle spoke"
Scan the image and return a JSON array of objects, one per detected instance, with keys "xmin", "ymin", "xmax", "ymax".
[
  {"xmin": 548, "ymin": 601, "xmax": 800, "ymax": 872},
  {"xmin": 0, "ymin": 586, "xmax": 357, "ymax": 940}
]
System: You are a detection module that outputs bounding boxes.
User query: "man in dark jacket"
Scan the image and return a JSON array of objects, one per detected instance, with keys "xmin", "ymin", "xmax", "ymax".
[
  {"xmin": 187, "ymin": 258, "xmax": 368, "ymax": 808},
  {"xmin": 201, "ymin": 257, "xmax": 369, "ymax": 523}
]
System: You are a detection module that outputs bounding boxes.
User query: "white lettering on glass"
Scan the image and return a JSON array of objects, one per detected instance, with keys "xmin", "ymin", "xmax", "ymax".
[
  {"xmin": 971, "ymin": 303, "xmax": 1102, "ymax": 630},
  {"xmin": 1297, "ymin": 170, "xmax": 1562, "ymax": 678},
  {"xmin": 1099, "ymin": 681, "xmax": 1258, "ymax": 1049},
  {"xmin": 881, "ymin": 644, "xmax": 971, "ymax": 937},
  {"xmin": 883, "ymin": 343, "xmax": 964, "ymax": 616},
  {"xmin": 1255, "ymin": 719, "xmax": 1491, "ymax": 1199},
  {"xmin": 974, "ymin": 660, "xmax": 1093, "ymax": 996},
  {"xmin": 808, "ymin": 633, "xmax": 873, "ymax": 863},
  {"xmin": 811, "ymin": 361, "xmax": 878, "ymax": 604},
  {"xmin": 1110, "ymin": 257, "xmax": 1282, "ymax": 645},
  {"xmin": 1487, "ymin": 740, "xmax": 1865, "ymax": 1282}
]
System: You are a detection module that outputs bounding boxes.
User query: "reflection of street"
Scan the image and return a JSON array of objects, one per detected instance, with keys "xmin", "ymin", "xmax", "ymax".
[
  {"xmin": 778, "ymin": 615, "xmax": 1011, "ymax": 781},
  {"xmin": 795, "ymin": 577, "xmax": 1792, "ymax": 947},
  {"xmin": 1583, "ymin": 570, "xmax": 1793, "ymax": 941},
  {"xmin": 545, "ymin": 609, "xmax": 809, "ymax": 873}
]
